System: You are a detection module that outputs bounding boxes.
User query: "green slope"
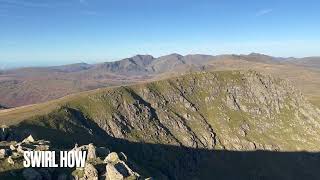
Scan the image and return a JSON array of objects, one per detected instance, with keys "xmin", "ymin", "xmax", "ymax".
[{"xmin": 2, "ymin": 70, "xmax": 320, "ymax": 179}]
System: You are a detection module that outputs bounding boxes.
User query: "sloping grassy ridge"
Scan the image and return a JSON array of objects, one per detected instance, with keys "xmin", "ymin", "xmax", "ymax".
[{"xmin": 5, "ymin": 70, "xmax": 320, "ymax": 179}]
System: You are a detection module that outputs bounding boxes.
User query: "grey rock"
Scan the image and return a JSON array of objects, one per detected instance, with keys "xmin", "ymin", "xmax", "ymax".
[
  {"xmin": 82, "ymin": 163, "xmax": 98, "ymax": 180},
  {"xmin": 22, "ymin": 135, "xmax": 35, "ymax": 143},
  {"xmin": 9, "ymin": 144, "xmax": 16, "ymax": 151},
  {"xmin": 17, "ymin": 145, "xmax": 32, "ymax": 154},
  {"xmin": 87, "ymin": 143, "xmax": 97, "ymax": 160},
  {"xmin": 7, "ymin": 156, "xmax": 14, "ymax": 165},
  {"xmin": 35, "ymin": 144, "xmax": 50, "ymax": 151},
  {"xmin": 105, "ymin": 163, "xmax": 124, "ymax": 180},
  {"xmin": 104, "ymin": 152, "xmax": 119, "ymax": 163},
  {"xmin": 0, "ymin": 149, "xmax": 9, "ymax": 158}
]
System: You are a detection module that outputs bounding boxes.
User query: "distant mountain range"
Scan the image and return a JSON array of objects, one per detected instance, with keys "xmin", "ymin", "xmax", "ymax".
[
  {"xmin": 289, "ymin": 57, "xmax": 320, "ymax": 68},
  {"xmin": 0, "ymin": 53, "xmax": 319, "ymax": 107},
  {"xmin": 4, "ymin": 53, "xmax": 319, "ymax": 75}
]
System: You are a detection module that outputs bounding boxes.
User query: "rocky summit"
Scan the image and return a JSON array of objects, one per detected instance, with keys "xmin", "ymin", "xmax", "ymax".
[
  {"xmin": 0, "ymin": 129, "xmax": 145, "ymax": 180},
  {"xmin": 1, "ymin": 70, "xmax": 320, "ymax": 179}
]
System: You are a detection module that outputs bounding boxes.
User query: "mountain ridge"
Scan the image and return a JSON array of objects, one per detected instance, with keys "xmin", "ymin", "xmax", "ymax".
[
  {"xmin": 0, "ymin": 53, "xmax": 319, "ymax": 108},
  {"xmin": 3, "ymin": 52, "xmax": 319, "ymax": 72},
  {"xmin": 2, "ymin": 70, "xmax": 319, "ymax": 149},
  {"xmin": 1, "ymin": 70, "xmax": 320, "ymax": 179}
]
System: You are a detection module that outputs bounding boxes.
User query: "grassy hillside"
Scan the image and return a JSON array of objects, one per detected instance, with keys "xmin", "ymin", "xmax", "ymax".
[{"xmin": 1, "ymin": 70, "xmax": 320, "ymax": 179}]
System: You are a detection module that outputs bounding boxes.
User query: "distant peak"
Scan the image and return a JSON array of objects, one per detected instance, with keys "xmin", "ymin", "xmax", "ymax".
[
  {"xmin": 159, "ymin": 53, "xmax": 183, "ymax": 59},
  {"xmin": 169, "ymin": 53, "xmax": 183, "ymax": 57},
  {"xmin": 131, "ymin": 54, "xmax": 154, "ymax": 58},
  {"xmin": 249, "ymin": 52, "xmax": 261, "ymax": 56},
  {"xmin": 248, "ymin": 52, "xmax": 270, "ymax": 57}
]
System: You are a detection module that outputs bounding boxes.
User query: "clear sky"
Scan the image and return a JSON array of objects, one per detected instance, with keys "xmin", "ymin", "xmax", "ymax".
[{"xmin": 0, "ymin": 0, "xmax": 319, "ymax": 68}]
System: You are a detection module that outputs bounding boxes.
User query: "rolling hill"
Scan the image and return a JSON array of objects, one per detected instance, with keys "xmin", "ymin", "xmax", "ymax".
[{"xmin": 289, "ymin": 57, "xmax": 320, "ymax": 69}]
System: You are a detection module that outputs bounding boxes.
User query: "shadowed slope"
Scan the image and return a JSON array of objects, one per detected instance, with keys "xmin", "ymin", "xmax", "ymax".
[{"xmin": 6, "ymin": 117, "xmax": 320, "ymax": 180}]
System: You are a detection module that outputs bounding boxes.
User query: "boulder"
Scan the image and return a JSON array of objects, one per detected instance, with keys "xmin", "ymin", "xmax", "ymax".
[
  {"xmin": 35, "ymin": 144, "xmax": 50, "ymax": 151},
  {"xmin": 106, "ymin": 163, "xmax": 124, "ymax": 180},
  {"xmin": 12, "ymin": 152, "xmax": 21, "ymax": 157},
  {"xmin": 22, "ymin": 168, "xmax": 42, "ymax": 180},
  {"xmin": 78, "ymin": 144, "xmax": 89, "ymax": 151},
  {"xmin": 0, "ymin": 149, "xmax": 9, "ymax": 158},
  {"xmin": 17, "ymin": 145, "xmax": 32, "ymax": 154},
  {"xmin": 113, "ymin": 162, "xmax": 130, "ymax": 177},
  {"xmin": 16, "ymin": 145, "xmax": 24, "ymax": 154},
  {"xmin": 82, "ymin": 163, "xmax": 98, "ymax": 180},
  {"xmin": 7, "ymin": 156, "xmax": 14, "ymax": 165},
  {"xmin": 87, "ymin": 143, "xmax": 97, "ymax": 160},
  {"xmin": 37, "ymin": 140, "xmax": 50, "ymax": 145},
  {"xmin": 104, "ymin": 152, "xmax": 119, "ymax": 163},
  {"xmin": 22, "ymin": 135, "xmax": 35, "ymax": 143},
  {"xmin": 9, "ymin": 144, "xmax": 16, "ymax": 151}
]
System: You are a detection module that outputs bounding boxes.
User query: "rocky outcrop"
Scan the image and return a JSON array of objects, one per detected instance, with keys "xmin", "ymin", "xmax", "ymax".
[
  {"xmin": 70, "ymin": 71, "xmax": 319, "ymax": 152},
  {"xmin": 106, "ymin": 163, "xmax": 124, "ymax": 180},
  {"xmin": 87, "ymin": 143, "xmax": 97, "ymax": 160},
  {"xmin": 81, "ymin": 163, "xmax": 98, "ymax": 180},
  {"xmin": 104, "ymin": 152, "xmax": 119, "ymax": 163},
  {"xmin": 104, "ymin": 152, "xmax": 140, "ymax": 180},
  {"xmin": 73, "ymin": 146, "xmax": 140, "ymax": 180},
  {"xmin": 22, "ymin": 135, "xmax": 35, "ymax": 143},
  {"xmin": 0, "ymin": 131, "xmax": 145, "ymax": 180},
  {"xmin": 7, "ymin": 156, "xmax": 14, "ymax": 165}
]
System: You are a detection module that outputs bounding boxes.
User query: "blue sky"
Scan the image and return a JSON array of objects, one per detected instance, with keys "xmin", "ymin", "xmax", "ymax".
[{"xmin": 0, "ymin": 0, "xmax": 319, "ymax": 68}]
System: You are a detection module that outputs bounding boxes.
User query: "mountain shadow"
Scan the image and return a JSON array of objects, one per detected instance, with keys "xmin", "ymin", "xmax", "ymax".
[
  {"xmin": 4, "ymin": 70, "xmax": 320, "ymax": 179},
  {"xmin": 9, "ymin": 120, "xmax": 320, "ymax": 180}
]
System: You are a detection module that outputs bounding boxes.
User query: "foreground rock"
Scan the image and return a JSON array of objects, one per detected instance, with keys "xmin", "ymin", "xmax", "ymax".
[
  {"xmin": 0, "ymin": 129, "xmax": 147, "ymax": 180},
  {"xmin": 22, "ymin": 135, "xmax": 35, "ymax": 143},
  {"xmin": 73, "ymin": 146, "xmax": 140, "ymax": 180},
  {"xmin": 104, "ymin": 152, "xmax": 119, "ymax": 163},
  {"xmin": 87, "ymin": 143, "xmax": 97, "ymax": 160},
  {"xmin": 104, "ymin": 151, "xmax": 139, "ymax": 180},
  {"xmin": 81, "ymin": 163, "xmax": 98, "ymax": 180}
]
